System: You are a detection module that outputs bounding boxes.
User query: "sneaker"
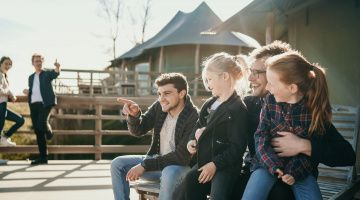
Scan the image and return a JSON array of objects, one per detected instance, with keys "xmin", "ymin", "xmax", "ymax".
[{"xmin": 0, "ymin": 136, "xmax": 16, "ymax": 146}]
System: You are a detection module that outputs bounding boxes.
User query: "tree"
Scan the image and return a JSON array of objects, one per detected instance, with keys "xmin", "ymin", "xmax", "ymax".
[
  {"xmin": 98, "ymin": 0, "xmax": 122, "ymax": 59},
  {"xmin": 128, "ymin": 0, "xmax": 152, "ymax": 45},
  {"xmin": 140, "ymin": 0, "xmax": 152, "ymax": 44}
]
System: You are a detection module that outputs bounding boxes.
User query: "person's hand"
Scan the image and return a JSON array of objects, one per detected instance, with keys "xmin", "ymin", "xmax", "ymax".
[
  {"xmin": 195, "ymin": 127, "xmax": 205, "ymax": 141},
  {"xmin": 281, "ymin": 174, "xmax": 295, "ymax": 185},
  {"xmin": 198, "ymin": 162, "xmax": 216, "ymax": 183},
  {"xmin": 117, "ymin": 97, "xmax": 140, "ymax": 117},
  {"xmin": 126, "ymin": 164, "xmax": 145, "ymax": 181},
  {"xmin": 23, "ymin": 89, "xmax": 29, "ymax": 95},
  {"xmin": 272, "ymin": 131, "xmax": 311, "ymax": 157},
  {"xmin": 275, "ymin": 168, "xmax": 284, "ymax": 178},
  {"xmin": 54, "ymin": 59, "xmax": 60, "ymax": 69},
  {"xmin": 187, "ymin": 140, "xmax": 197, "ymax": 154}
]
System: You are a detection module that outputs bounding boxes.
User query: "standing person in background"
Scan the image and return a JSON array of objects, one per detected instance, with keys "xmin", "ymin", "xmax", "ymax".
[
  {"xmin": 0, "ymin": 56, "xmax": 25, "ymax": 146},
  {"xmin": 23, "ymin": 53, "xmax": 60, "ymax": 165},
  {"xmin": 184, "ymin": 52, "xmax": 248, "ymax": 200}
]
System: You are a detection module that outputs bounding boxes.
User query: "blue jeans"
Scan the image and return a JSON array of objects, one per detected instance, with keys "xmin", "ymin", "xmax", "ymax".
[
  {"xmin": 242, "ymin": 167, "xmax": 322, "ymax": 200},
  {"xmin": 0, "ymin": 102, "xmax": 25, "ymax": 137},
  {"xmin": 110, "ymin": 155, "xmax": 190, "ymax": 200}
]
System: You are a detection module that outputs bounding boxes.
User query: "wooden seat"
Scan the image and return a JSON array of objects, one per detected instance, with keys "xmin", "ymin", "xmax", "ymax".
[
  {"xmin": 131, "ymin": 180, "xmax": 160, "ymax": 200},
  {"xmin": 317, "ymin": 104, "xmax": 360, "ymax": 199}
]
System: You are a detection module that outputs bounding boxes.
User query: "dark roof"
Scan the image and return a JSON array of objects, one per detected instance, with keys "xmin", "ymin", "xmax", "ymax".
[
  {"xmin": 210, "ymin": 0, "xmax": 316, "ymax": 44},
  {"xmin": 115, "ymin": 2, "xmax": 260, "ymax": 61}
]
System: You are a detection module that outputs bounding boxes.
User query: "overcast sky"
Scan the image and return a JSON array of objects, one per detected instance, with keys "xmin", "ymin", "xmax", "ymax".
[{"xmin": 0, "ymin": 0, "xmax": 252, "ymax": 94}]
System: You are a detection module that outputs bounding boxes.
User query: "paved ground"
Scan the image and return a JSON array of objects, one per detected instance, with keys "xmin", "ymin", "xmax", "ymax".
[{"xmin": 0, "ymin": 160, "xmax": 138, "ymax": 200}]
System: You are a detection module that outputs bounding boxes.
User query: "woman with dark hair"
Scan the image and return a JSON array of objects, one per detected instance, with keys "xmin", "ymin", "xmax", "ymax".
[{"xmin": 0, "ymin": 56, "xmax": 25, "ymax": 146}]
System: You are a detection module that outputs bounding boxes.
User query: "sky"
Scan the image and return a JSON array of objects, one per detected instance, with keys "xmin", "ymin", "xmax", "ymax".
[{"xmin": 0, "ymin": 0, "xmax": 252, "ymax": 94}]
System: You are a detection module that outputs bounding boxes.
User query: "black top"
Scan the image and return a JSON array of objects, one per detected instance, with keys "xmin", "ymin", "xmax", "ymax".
[
  {"xmin": 191, "ymin": 92, "xmax": 248, "ymax": 171},
  {"xmin": 28, "ymin": 70, "xmax": 59, "ymax": 107}
]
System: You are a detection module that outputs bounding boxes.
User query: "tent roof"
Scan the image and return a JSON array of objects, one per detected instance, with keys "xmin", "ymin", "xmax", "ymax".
[{"xmin": 116, "ymin": 2, "xmax": 260, "ymax": 61}]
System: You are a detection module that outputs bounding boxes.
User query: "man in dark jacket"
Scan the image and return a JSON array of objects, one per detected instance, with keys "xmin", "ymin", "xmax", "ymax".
[
  {"xmin": 110, "ymin": 73, "xmax": 198, "ymax": 200},
  {"xmin": 233, "ymin": 41, "xmax": 356, "ymax": 199},
  {"xmin": 23, "ymin": 53, "xmax": 60, "ymax": 165}
]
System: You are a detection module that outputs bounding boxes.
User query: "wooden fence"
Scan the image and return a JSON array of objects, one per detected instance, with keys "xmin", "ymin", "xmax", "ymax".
[{"xmin": 0, "ymin": 95, "xmax": 159, "ymax": 160}]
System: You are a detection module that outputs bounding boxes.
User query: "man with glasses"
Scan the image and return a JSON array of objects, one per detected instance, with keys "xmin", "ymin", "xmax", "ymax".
[
  {"xmin": 23, "ymin": 53, "xmax": 60, "ymax": 165},
  {"xmin": 111, "ymin": 73, "xmax": 198, "ymax": 200},
  {"xmin": 232, "ymin": 41, "xmax": 355, "ymax": 199}
]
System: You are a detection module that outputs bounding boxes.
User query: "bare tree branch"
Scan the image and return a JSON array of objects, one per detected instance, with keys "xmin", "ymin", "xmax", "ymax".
[
  {"xmin": 97, "ymin": 0, "xmax": 123, "ymax": 59},
  {"xmin": 141, "ymin": 0, "xmax": 152, "ymax": 43}
]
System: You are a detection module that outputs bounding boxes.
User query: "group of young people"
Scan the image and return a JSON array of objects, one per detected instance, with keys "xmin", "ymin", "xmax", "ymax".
[
  {"xmin": 0, "ymin": 54, "xmax": 60, "ymax": 165},
  {"xmin": 111, "ymin": 41, "xmax": 356, "ymax": 200}
]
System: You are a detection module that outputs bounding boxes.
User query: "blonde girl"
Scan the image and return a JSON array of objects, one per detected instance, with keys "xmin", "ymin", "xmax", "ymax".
[{"xmin": 184, "ymin": 52, "xmax": 248, "ymax": 200}]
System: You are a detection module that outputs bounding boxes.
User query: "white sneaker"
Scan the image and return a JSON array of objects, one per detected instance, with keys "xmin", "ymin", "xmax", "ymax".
[{"xmin": 0, "ymin": 136, "xmax": 16, "ymax": 146}]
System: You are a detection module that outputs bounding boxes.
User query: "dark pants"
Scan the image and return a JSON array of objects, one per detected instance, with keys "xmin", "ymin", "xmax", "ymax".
[
  {"xmin": 0, "ymin": 102, "xmax": 25, "ymax": 137},
  {"xmin": 30, "ymin": 102, "xmax": 52, "ymax": 160},
  {"xmin": 183, "ymin": 164, "xmax": 237, "ymax": 200}
]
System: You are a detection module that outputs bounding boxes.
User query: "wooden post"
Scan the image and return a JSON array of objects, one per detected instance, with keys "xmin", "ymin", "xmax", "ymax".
[
  {"xmin": 90, "ymin": 72, "xmax": 94, "ymax": 96},
  {"xmin": 194, "ymin": 44, "xmax": 200, "ymax": 97},
  {"xmin": 266, "ymin": 11, "xmax": 275, "ymax": 44},
  {"xmin": 95, "ymin": 104, "xmax": 102, "ymax": 160},
  {"xmin": 121, "ymin": 60, "xmax": 126, "ymax": 82},
  {"xmin": 238, "ymin": 46, "xmax": 242, "ymax": 55},
  {"xmin": 159, "ymin": 47, "xmax": 164, "ymax": 73},
  {"xmin": 134, "ymin": 71, "xmax": 139, "ymax": 96}
]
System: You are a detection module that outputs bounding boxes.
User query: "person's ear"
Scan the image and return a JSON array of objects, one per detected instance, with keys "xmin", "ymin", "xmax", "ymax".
[
  {"xmin": 289, "ymin": 83, "xmax": 299, "ymax": 94},
  {"xmin": 223, "ymin": 72, "xmax": 230, "ymax": 80},
  {"xmin": 179, "ymin": 90, "xmax": 186, "ymax": 98}
]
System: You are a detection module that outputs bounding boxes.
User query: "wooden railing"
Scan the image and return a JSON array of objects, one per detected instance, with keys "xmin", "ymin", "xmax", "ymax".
[
  {"xmin": 53, "ymin": 69, "xmax": 207, "ymax": 97},
  {"xmin": 0, "ymin": 95, "xmax": 160, "ymax": 160}
]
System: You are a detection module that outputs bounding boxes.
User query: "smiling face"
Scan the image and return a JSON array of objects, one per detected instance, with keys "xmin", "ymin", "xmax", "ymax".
[
  {"xmin": 0, "ymin": 58, "xmax": 12, "ymax": 73},
  {"xmin": 157, "ymin": 83, "xmax": 185, "ymax": 114},
  {"xmin": 248, "ymin": 58, "xmax": 268, "ymax": 97},
  {"xmin": 204, "ymin": 71, "xmax": 228, "ymax": 97},
  {"xmin": 265, "ymin": 68, "xmax": 298, "ymax": 103}
]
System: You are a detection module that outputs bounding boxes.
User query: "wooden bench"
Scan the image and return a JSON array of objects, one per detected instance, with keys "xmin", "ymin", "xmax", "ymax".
[
  {"xmin": 132, "ymin": 104, "xmax": 360, "ymax": 200},
  {"xmin": 317, "ymin": 104, "xmax": 360, "ymax": 200},
  {"xmin": 131, "ymin": 180, "xmax": 160, "ymax": 200}
]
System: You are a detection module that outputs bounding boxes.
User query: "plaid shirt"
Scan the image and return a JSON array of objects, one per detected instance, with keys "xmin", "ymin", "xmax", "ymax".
[{"xmin": 252, "ymin": 94, "xmax": 314, "ymax": 181}]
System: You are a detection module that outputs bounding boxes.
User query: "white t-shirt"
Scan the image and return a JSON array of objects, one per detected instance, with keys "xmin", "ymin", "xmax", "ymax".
[
  {"xmin": 31, "ymin": 73, "xmax": 43, "ymax": 103},
  {"xmin": 159, "ymin": 113, "xmax": 178, "ymax": 155}
]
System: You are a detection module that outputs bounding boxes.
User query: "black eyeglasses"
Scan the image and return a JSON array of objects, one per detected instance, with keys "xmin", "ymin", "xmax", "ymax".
[{"xmin": 249, "ymin": 69, "xmax": 266, "ymax": 78}]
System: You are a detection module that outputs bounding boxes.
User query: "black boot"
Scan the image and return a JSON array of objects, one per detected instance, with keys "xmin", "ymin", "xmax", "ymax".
[
  {"xmin": 45, "ymin": 130, "xmax": 54, "ymax": 140},
  {"xmin": 30, "ymin": 158, "xmax": 48, "ymax": 165}
]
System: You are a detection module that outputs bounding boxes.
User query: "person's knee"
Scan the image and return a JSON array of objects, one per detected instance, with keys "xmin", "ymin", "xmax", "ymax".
[
  {"xmin": 110, "ymin": 157, "xmax": 127, "ymax": 174},
  {"xmin": 161, "ymin": 165, "xmax": 189, "ymax": 189}
]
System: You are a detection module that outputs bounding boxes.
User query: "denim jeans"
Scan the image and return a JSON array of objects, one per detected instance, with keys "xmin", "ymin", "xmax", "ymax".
[
  {"xmin": 242, "ymin": 167, "xmax": 322, "ymax": 200},
  {"xmin": 110, "ymin": 155, "xmax": 190, "ymax": 200},
  {"xmin": 0, "ymin": 102, "xmax": 25, "ymax": 137}
]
